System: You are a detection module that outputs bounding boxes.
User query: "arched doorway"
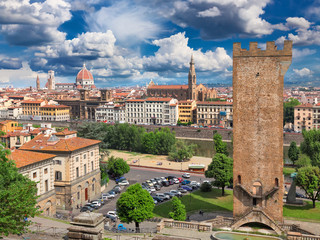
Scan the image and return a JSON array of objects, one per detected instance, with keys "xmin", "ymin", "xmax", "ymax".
[
  {"xmin": 84, "ymin": 181, "xmax": 89, "ymax": 201},
  {"xmin": 44, "ymin": 201, "xmax": 52, "ymax": 216}
]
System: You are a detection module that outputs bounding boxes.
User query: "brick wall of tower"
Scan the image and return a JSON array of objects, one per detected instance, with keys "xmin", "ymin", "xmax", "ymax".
[{"xmin": 232, "ymin": 41, "xmax": 292, "ymax": 223}]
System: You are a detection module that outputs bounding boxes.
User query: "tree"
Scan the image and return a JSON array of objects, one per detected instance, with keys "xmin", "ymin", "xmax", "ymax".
[
  {"xmin": 107, "ymin": 156, "xmax": 130, "ymax": 178},
  {"xmin": 77, "ymin": 122, "xmax": 110, "ymax": 149},
  {"xmin": 169, "ymin": 196, "xmax": 186, "ymax": 221},
  {"xmin": 100, "ymin": 162, "xmax": 109, "ymax": 186},
  {"xmin": 200, "ymin": 182, "xmax": 212, "ymax": 192},
  {"xmin": 154, "ymin": 128, "xmax": 176, "ymax": 155},
  {"xmin": 205, "ymin": 153, "xmax": 233, "ymax": 196},
  {"xmin": 168, "ymin": 140, "xmax": 197, "ymax": 162},
  {"xmin": 116, "ymin": 184, "xmax": 154, "ymax": 232},
  {"xmin": 288, "ymin": 141, "xmax": 299, "ymax": 165},
  {"xmin": 295, "ymin": 166, "xmax": 320, "ymax": 208},
  {"xmin": 283, "ymin": 98, "xmax": 301, "ymax": 125},
  {"xmin": 0, "ymin": 148, "xmax": 40, "ymax": 236},
  {"xmin": 141, "ymin": 131, "xmax": 156, "ymax": 154},
  {"xmin": 295, "ymin": 154, "xmax": 312, "ymax": 169},
  {"xmin": 213, "ymin": 133, "xmax": 228, "ymax": 156},
  {"xmin": 300, "ymin": 129, "xmax": 320, "ymax": 167}
]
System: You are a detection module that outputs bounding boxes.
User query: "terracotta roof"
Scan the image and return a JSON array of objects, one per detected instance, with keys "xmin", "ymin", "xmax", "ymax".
[
  {"xmin": 9, "ymin": 149, "xmax": 56, "ymax": 168},
  {"xmin": 295, "ymin": 103, "xmax": 313, "ymax": 108},
  {"xmin": 54, "ymin": 129, "xmax": 77, "ymax": 136},
  {"xmin": 179, "ymin": 100, "xmax": 194, "ymax": 103},
  {"xmin": 0, "ymin": 120, "xmax": 17, "ymax": 125},
  {"xmin": 40, "ymin": 105, "xmax": 70, "ymax": 109},
  {"xmin": 1, "ymin": 131, "xmax": 30, "ymax": 138},
  {"xmin": 76, "ymin": 64, "xmax": 93, "ymax": 81},
  {"xmin": 21, "ymin": 100, "xmax": 44, "ymax": 104},
  {"xmin": 148, "ymin": 85, "xmax": 188, "ymax": 90},
  {"xmin": 114, "ymin": 92, "xmax": 130, "ymax": 96},
  {"xmin": 20, "ymin": 134, "xmax": 100, "ymax": 152},
  {"xmin": 145, "ymin": 97, "xmax": 173, "ymax": 102},
  {"xmin": 196, "ymin": 101, "xmax": 233, "ymax": 106},
  {"xmin": 126, "ymin": 99, "xmax": 145, "ymax": 102}
]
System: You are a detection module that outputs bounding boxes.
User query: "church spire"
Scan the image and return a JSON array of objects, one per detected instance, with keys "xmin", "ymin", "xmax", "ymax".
[
  {"xmin": 36, "ymin": 75, "xmax": 40, "ymax": 90},
  {"xmin": 188, "ymin": 54, "xmax": 196, "ymax": 100}
]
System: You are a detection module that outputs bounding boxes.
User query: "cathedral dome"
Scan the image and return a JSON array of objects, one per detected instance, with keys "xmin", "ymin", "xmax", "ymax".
[{"xmin": 76, "ymin": 64, "xmax": 93, "ymax": 82}]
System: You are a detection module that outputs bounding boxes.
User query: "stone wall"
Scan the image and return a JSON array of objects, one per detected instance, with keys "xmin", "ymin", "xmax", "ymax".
[{"xmin": 37, "ymin": 189, "xmax": 56, "ymax": 217}]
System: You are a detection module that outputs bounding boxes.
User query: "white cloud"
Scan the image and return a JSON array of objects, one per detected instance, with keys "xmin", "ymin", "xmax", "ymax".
[
  {"xmin": 285, "ymin": 17, "xmax": 311, "ymax": 30},
  {"xmin": 86, "ymin": 1, "xmax": 162, "ymax": 46},
  {"xmin": 143, "ymin": 32, "xmax": 232, "ymax": 72},
  {"xmin": 198, "ymin": 7, "xmax": 221, "ymax": 17},
  {"xmin": 293, "ymin": 68, "xmax": 313, "ymax": 77},
  {"xmin": 292, "ymin": 48, "xmax": 316, "ymax": 58},
  {"xmin": 0, "ymin": 0, "xmax": 71, "ymax": 46}
]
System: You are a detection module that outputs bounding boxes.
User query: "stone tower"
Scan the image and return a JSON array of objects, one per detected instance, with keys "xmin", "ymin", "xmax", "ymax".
[
  {"xmin": 47, "ymin": 70, "xmax": 55, "ymax": 90},
  {"xmin": 36, "ymin": 75, "xmax": 40, "ymax": 90},
  {"xmin": 232, "ymin": 41, "xmax": 292, "ymax": 234},
  {"xmin": 188, "ymin": 55, "xmax": 197, "ymax": 100}
]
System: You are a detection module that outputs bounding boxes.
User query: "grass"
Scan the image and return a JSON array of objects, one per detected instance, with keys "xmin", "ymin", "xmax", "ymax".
[
  {"xmin": 154, "ymin": 189, "xmax": 320, "ymax": 222},
  {"xmin": 283, "ymin": 201, "xmax": 320, "ymax": 222},
  {"xmin": 283, "ymin": 167, "xmax": 296, "ymax": 177},
  {"xmin": 154, "ymin": 188, "xmax": 233, "ymax": 218},
  {"xmin": 37, "ymin": 215, "xmax": 70, "ymax": 225}
]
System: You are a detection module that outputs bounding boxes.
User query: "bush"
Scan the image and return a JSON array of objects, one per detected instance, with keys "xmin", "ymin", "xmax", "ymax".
[{"xmin": 200, "ymin": 182, "xmax": 212, "ymax": 192}]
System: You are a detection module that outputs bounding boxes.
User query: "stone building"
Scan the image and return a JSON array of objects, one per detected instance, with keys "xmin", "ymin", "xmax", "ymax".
[
  {"xmin": 40, "ymin": 104, "xmax": 70, "ymax": 121},
  {"xmin": 95, "ymin": 103, "xmax": 125, "ymax": 123},
  {"xmin": 20, "ymin": 130, "xmax": 101, "ymax": 211},
  {"xmin": 178, "ymin": 100, "xmax": 196, "ymax": 124},
  {"xmin": 11, "ymin": 149, "xmax": 57, "ymax": 216},
  {"xmin": 147, "ymin": 56, "xmax": 217, "ymax": 101},
  {"xmin": 196, "ymin": 101, "xmax": 233, "ymax": 127},
  {"xmin": 232, "ymin": 41, "xmax": 292, "ymax": 234},
  {"xmin": 294, "ymin": 103, "xmax": 314, "ymax": 132},
  {"xmin": 36, "ymin": 75, "xmax": 40, "ymax": 90},
  {"xmin": 46, "ymin": 70, "xmax": 55, "ymax": 90}
]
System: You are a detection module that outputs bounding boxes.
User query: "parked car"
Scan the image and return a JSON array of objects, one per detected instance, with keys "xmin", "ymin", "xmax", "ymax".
[
  {"xmin": 170, "ymin": 190, "xmax": 182, "ymax": 197},
  {"xmin": 181, "ymin": 180, "xmax": 191, "ymax": 185},
  {"xmin": 154, "ymin": 184, "xmax": 161, "ymax": 191},
  {"xmin": 296, "ymin": 193, "xmax": 305, "ymax": 198},
  {"xmin": 164, "ymin": 192, "xmax": 175, "ymax": 198},
  {"xmin": 190, "ymin": 181, "xmax": 200, "ymax": 187},
  {"xmin": 85, "ymin": 203, "xmax": 99, "ymax": 209},
  {"xmin": 167, "ymin": 176, "xmax": 176, "ymax": 180},
  {"xmin": 115, "ymin": 177, "xmax": 126, "ymax": 183},
  {"xmin": 181, "ymin": 185, "xmax": 193, "ymax": 191},
  {"xmin": 105, "ymin": 214, "xmax": 117, "ymax": 222},
  {"xmin": 153, "ymin": 199, "xmax": 158, "ymax": 204},
  {"xmin": 178, "ymin": 187, "xmax": 188, "ymax": 193},
  {"xmin": 91, "ymin": 200, "xmax": 101, "ymax": 208},
  {"xmin": 108, "ymin": 191, "xmax": 116, "ymax": 197},
  {"xmin": 80, "ymin": 206, "xmax": 94, "ymax": 212},
  {"xmin": 173, "ymin": 178, "xmax": 180, "ymax": 184},
  {"xmin": 107, "ymin": 211, "xmax": 118, "ymax": 218},
  {"xmin": 149, "ymin": 186, "xmax": 156, "ymax": 192},
  {"xmin": 168, "ymin": 179, "xmax": 174, "ymax": 185},
  {"xmin": 156, "ymin": 193, "xmax": 170, "ymax": 200},
  {"xmin": 146, "ymin": 180, "xmax": 154, "ymax": 187},
  {"xmin": 161, "ymin": 180, "xmax": 170, "ymax": 187},
  {"xmin": 113, "ymin": 185, "xmax": 122, "ymax": 191},
  {"xmin": 102, "ymin": 193, "xmax": 114, "ymax": 199},
  {"xmin": 182, "ymin": 173, "xmax": 190, "ymax": 178},
  {"xmin": 152, "ymin": 196, "xmax": 164, "ymax": 202},
  {"xmin": 177, "ymin": 177, "xmax": 183, "ymax": 183},
  {"xmin": 118, "ymin": 180, "xmax": 129, "ymax": 186}
]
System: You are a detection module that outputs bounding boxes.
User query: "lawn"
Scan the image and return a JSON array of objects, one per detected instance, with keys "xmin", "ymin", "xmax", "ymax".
[
  {"xmin": 154, "ymin": 189, "xmax": 320, "ymax": 222},
  {"xmin": 283, "ymin": 167, "xmax": 296, "ymax": 177},
  {"xmin": 154, "ymin": 188, "xmax": 233, "ymax": 218}
]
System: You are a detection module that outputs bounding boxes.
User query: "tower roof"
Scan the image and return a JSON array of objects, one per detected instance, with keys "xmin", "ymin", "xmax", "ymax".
[{"xmin": 76, "ymin": 63, "xmax": 93, "ymax": 81}]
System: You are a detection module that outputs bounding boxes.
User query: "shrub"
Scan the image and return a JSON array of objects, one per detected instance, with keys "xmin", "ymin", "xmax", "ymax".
[{"xmin": 200, "ymin": 182, "xmax": 212, "ymax": 192}]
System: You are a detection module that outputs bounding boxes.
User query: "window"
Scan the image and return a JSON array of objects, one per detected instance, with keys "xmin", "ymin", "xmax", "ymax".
[
  {"xmin": 44, "ymin": 168, "xmax": 48, "ymax": 174},
  {"xmin": 55, "ymin": 171, "xmax": 62, "ymax": 181},
  {"xmin": 91, "ymin": 161, "xmax": 94, "ymax": 171},
  {"xmin": 76, "ymin": 157, "xmax": 79, "ymax": 162},
  {"xmin": 84, "ymin": 164, "xmax": 87, "ymax": 174},
  {"xmin": 77, "ymin": 192, "xmax": 80, "ymax": 200},
  {"xmin": 91, "ymin": 151, "xmax": 93, "ymax": 157},
  {"xmin": 33, "ymin": 172, "xmax": 37, "ymax": 178},
  {"xmin": 275, "ymin": 178, "xmax": 279, "ymax": 187},
  {"xmin": 45, "ymin": 180, "xmax": 48, "ymax": 192},
  {"xmin": 55, "ymin": 160, "xmax": 62, "ymax": 165},
  {"xmin": 76, "ymin": 167, "xmax": 79, "ymax": 178},
  {"xmin": 238, "ymin": 175, "xmax": 241, "ymax": 184},
  {"xmin": 83, "ymin": 154, "xmax": 86, "ymax": 159},
  {"xmin": 92, "ymin": 183, "xmax": 95, "ymax": 192}
]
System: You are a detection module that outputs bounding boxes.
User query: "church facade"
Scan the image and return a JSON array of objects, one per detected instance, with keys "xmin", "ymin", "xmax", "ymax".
[{"xmin": 147, "ymin": 56, "xmax": 217, "ymax": 101}]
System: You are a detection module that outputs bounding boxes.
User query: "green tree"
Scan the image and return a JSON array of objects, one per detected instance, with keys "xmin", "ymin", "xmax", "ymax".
[
  {"xmin": 141, "ymin": 132, "xmax": 156, "ymax": 154},
  {"xmin": 296, "ymin": 166, "xmax": 320, "ymax": 208},
  {"xmin": 169, "ymin": 196, "xmax": 186, "ymax": 221},
  {"xmin": 107, "ymin": 156, "xmax": 130, "ymax": 178},
  {"xmin": 205, "ymin": 153, "xmax": 233, "ymax": 196},
  {"xmin": 154, "ymin": 128, "xmax": 176, "ymax": 155},
  {"xmin": 0, "ymin": 148, "xmax": 40, "ymax": 236},
  {"xmin": 100, "ymin": 162, "xmax": 109, "ymax": 186},
  {"xmin": 213, "ymin": 133, "xmax": 228, "ymax": 156},
  {"xmin": 295, "ymin": 154, "xmax": 312, "ymax": 169},
  {"xmin": 200, "ymin": 182, "xmax": 212, "ymax": 192},
  {"xmin": 283, "ymin": 98, "xmax": 301, "ymax": 125},
  {"xmin": 300, "ymin": 129, "xmax": 320, "ymax": 167},
  {"xmin": 77, "ymin": 122, "xmax": 110, "ymax": 149},
  {"xmin": 168, "ymin": 140, "xmax": 196, "ymax": 162},
  {"xmin": 288, "ymin": 141, "xmax": 300, "ymax": 165},
  {"xmin": 116, "ymin": 184, "xmax": 154, "ymax": 232}
]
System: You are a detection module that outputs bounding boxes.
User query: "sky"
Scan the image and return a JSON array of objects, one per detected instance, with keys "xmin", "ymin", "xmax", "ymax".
[{"xmin": 0, "ymin": 0, "xmax": 319, "ymax": 88}]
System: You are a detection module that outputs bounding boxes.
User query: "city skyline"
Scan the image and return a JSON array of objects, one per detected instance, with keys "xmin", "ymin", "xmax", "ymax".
[{"xmin": 0, "ymin": 0, "xmax": 319, "ymax": 88}]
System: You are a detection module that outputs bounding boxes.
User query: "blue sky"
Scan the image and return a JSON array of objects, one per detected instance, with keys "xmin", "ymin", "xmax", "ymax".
[{"xmin": 0, "ymin": 0, "xmax": 319, "ymax": 88}]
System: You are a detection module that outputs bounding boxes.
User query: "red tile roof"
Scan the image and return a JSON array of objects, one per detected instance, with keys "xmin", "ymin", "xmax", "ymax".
[
  {"xmin": 40, "ymin": 105, "xmax": 70, "ymax": 109},
  {"xmin": 20, "ymin": 134, "xmax": 100, "ymax": 152},
  {"xmin": 295, "ymin": 103, "xmax": 313, "ymax": 108},
  {"xmin": 9, "ymin": 149, "xmax": 56, "ymax": 168},
  {"xmin": 2, "ymin": 131, "xmax": 30, "ymax": 138},
  {"xmin": 145, "ymin": 97, "xmax": 173, "ymax": 102},
  {"xmin": 148, "ymin": 85, "xmax": 188, "ymax": 90},
  {"xmin": 54, "ymin": 129, "xmax": 77, "ymax": 136},
  {"xmin": 126, "ymin": 99, "xmax": 145, "ymax": 102},
  {"xmin": 21, "ymin": 100, "xmax": 45, "ymax": 104},
  {"xmin": 196, "ymin": 101, "xmax": 233, "ymax": 106}
]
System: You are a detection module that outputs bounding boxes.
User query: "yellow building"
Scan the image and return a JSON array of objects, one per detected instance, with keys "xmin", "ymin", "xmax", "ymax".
[
  {"xmin": 21, "ymin": 100, "xmax": 46, "ymax": 120},
  {"xmin": 178, "ymin": 100, "xmax": 196, "ymax": 123},
  {"xmin": 40, "ymin": 105, "xmax": 70, "ymax": 121},
  {"xmin": 0, "ymin": 120, "xmax": 19, "ymax": 132}
]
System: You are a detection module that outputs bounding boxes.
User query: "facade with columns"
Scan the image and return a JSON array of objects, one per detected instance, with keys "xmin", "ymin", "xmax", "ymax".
[{"xmin": 147, "ymin": 56, "xmax": 217, "ymax": 101}]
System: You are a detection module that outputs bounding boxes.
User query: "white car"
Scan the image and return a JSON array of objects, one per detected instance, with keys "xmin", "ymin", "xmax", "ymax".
[
  {"xmin": 102, "ymin": 193, "xmax": 114, "ymax": 199},
  {"xmin": 91, "ymin": 200, "xmax": 101, "ymax": 207},
  {"xmin": 118, "ymin": 180, "xmax": 129, "ymax": 186},
  {"xmin": 182, "ymin": 173, "xmax": 190, "ymax": 178},
  {"xmin": 190, "ymin": 181, "xmax": 200, "ymax": 187},
  {"xmin": 170, "ymin": 190, "xmax": 182, "ymax": 197},
  {"xmin": 173, "ymin": 178, "xmax": 180, "ymax": 184},
  {"xmin": 107, "ymin": 211, "xmax": 118, "ymax": 218},
  {"xmin": 149, "ymin": 186, "xmax": 156, "ymax": 192},
  {"xmin": 156, "ymin": 193, "xmax": 170, "ymax": 200}
]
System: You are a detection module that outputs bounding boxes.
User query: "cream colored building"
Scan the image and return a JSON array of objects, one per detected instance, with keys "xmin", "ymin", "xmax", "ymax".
[
  {"xmin": 294, "ymin": 103, "xmax": 313, "ymax": 132},
  {"xmin": 11, "ymin": 149, "xmax": 57, "ymax": 216},
  {"xmin": 313, "ymin": 103, "xmax": 320, "ymax": 130},
  {"xmin": 196, "ymin": 101, "xmax": 233, "ymax": 127},
  {"xmin": 178, "ymin": 100, "xmax": 196, "ymax": 123},
  {"xmin": 40, "ymin": 104, "xmax": 70, "ymax": 121},
  {"xmin": 20, "ymin": 129, "xmax": 101, "ymax": 211}
]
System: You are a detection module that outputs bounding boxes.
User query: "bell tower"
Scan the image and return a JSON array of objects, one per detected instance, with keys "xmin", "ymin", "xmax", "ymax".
[{"xmin": 188, "ymin": 55, "xmax": 197, "ymax": 100}]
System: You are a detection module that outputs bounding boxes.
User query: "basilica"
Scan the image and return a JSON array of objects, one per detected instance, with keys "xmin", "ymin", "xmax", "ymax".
[{"xmin": 146, "ymin": 56, "xmax": 217, "ymax": 101}]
